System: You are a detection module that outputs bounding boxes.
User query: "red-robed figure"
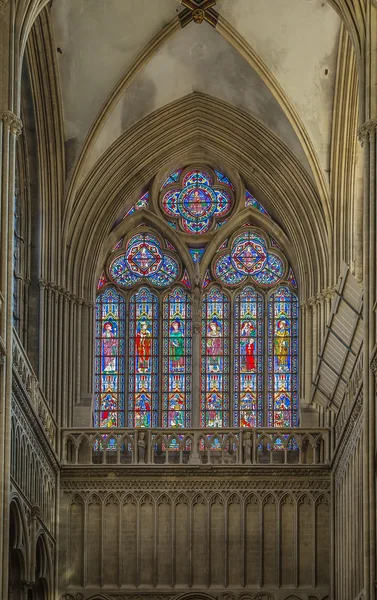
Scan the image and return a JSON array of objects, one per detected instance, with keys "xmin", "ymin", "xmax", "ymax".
[
  {"xmin": 241, "ymin": 321, "xmax": 256, "ymax": 372},
  {"xmin": 135, "ymin": 320, "xmax": 152, "ymax": 372}
]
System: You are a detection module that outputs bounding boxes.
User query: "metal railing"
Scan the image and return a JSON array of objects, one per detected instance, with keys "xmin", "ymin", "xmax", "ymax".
[{"xmin": 61, "ymin": 427, "xmax": 331, "ymax": 467}]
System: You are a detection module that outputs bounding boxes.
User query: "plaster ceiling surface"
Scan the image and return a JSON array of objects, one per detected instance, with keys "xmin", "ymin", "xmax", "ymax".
[
  {"xmin": 50, "ymin": 0, "xmax": 340, "ymax": 186},
  {"xmin": 50, "ymin": 0, "xmax": 181, "ymax": 155},
  {"xmin": 217, "ymin": 0, "xmax": 341, "ymax": 175},
  {"xmin": 81, "ymin": 22, "xmax": 310, "ymax": 185}
]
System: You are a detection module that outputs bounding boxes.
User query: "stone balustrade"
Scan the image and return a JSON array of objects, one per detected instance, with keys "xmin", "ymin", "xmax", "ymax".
[
  {"xmin": 12, "ymin": 331, "xmax": 57, "ymax": 449},
  {"xmin": 61, "ymin": 427, "xmax": 331, "ymax": 467}
]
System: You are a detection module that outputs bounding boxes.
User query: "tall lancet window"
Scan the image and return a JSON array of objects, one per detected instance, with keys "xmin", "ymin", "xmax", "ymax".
[
  {"xmin": 201, "ymin": 287, "xmax": 230, "ymax": 427},
  {"xmin": 268, "ymin": 286, "xmax": 299, "ymax": 427},
  {"xmin": 95, "ymin": 287, "xmax": 125, "ymax": 427},
  {"xmin": 163, "ymin": 287, "xmax": 192, "ymax": 427},
  {"xmin": 128, "ymin": 287, "xmax": 159, "ymax": 428},
  {"xmin": 234, "ymin": 287, "xmax": 264, "ymax": 427}
]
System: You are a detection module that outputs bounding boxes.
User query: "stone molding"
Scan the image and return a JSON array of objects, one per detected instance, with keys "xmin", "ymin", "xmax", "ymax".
[
  {"xmin": 38, "ymin": 277, "xmax": 93, "ymax": 307},
  {"xmin": 1, "ymin": 110, "xmax": 23, "ymax": 136},
  {"xmin": 300, "ymin": 286, "xmax": 336, "ymax": 308}
]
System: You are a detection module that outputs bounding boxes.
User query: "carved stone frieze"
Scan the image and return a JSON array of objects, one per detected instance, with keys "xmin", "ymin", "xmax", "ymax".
[
  {"xmin": 60, "ymin": 590, "xmax": 330, "ymax": 600},
  {"xmin": 61, "ymin": 473, "xmax": 330, "ymax": 494}
]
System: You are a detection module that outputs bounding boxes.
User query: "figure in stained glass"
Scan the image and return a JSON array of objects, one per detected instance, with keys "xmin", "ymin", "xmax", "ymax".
[
  {"xmin": 169, "ymin": 320, "xmax": 185, "ymax": 371},
  {"xmin": 240, "ymin": 320, "xmax": 256, "ymax": 372},
  {"xmin": 207, "ymin": 319, "xmax": 222, "ymax": 372},
  {"xmin": 102, "ymin": 319, "xmax": 118, "ymax": 373},
  {"xmin": 135, "ymin": 319, "xmax": 152, "ymax": 372},
  {"xmin": 274, "ymin": 318, "xmax": 290, "ymax": 371},
  {"xmin": 202, "ymin": 288, "xmax": 229, "ymax": 427}
]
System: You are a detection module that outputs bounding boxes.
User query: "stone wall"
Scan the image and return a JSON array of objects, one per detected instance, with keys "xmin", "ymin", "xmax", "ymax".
[{"xmin": 59, "ymin": 468, "xmax": 330, "ymax": 599}]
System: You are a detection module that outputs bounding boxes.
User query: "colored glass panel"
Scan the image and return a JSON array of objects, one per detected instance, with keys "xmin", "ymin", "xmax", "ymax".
[
  {"xmin": 189, "ymin": 248, "xmax": 205, "ymax": 264},
  {"xmin": 217, "ymin": 238, "xmax": 229, "ymax": 252},
  {"xmin": 161, "ymin": 169, "xmax": 233, "ymax": 235},
  {"xmin": 214, "ymin": 231, "xmax": 285, "ymax": 288},
  {"xmin": 123, "ymin": 192, "xmax": 149, "ymax": 219},
  {"xmin": 181, "ymin": 270, "xmax": 191, "ymax": 289},
  {"xmin": 182, "ymin": 169, "xmax": 213, "ymax": 187},
  {"xmin": 201, "ymin": 287, "xmax": 229, "ymax": 427},
  {"xmin": 95, "ymin": 288, "xmax": 125, "ymax": 427},
  {"xmin": 97, "ymin": 271, "xmax": 107, "ymax": 290},
  {"xmin": 245, "ymin": 190, "xmax": 270, "ymax": 217},
  {"xmin": 112, "ymin": 238, "xmax": 123, "ymax": 252},
  {"xmin": 214, "ymin": 169, "xmax": 234, "ymax": 189},
  {"xmin": 163, "ymin": 287, "xmax": 192, "ymax": 427},
  {"xmin": 268, "ymin": 286, "xmax": 299, "ymax": 427},
  {"xmin": 165, "ymin": 239, "xmax": 177, "ymax": 252},
  {"xmin": 287, "ymin": 267, "xmax": 298, "ymax": 288},
  {"xmin": 128, "ymin": 287, "xmax": 158, "ymax": 427},
  {"xmin": 215, "ymin": 219, "xmax": 229, "ymax": 230},
  {"xmin": 109, "ymin": 233, "xmax": 179, "ymax": 288},
  {"xmin": 161, "ymin": 169, "xmax": 183, "ymax": 189},
  {"xmin": 234, "ymin": 287, "xmax": 264, "ymax": 427},
  {"xmin": 202, "ymin": 270, "xmax": 212, "ymax": 289}
]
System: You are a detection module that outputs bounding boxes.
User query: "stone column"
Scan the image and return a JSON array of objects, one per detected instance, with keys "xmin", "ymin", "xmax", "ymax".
[
  {"xmin": 358, "ymin": 117, "xmax": 377, "ymax": 599},
  {"xmin": 0, "ymin": 108, "xmax": 23, "ymax": 599}
]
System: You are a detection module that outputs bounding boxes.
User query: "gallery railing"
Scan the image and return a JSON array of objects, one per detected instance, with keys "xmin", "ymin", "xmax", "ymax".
[
  {"xmin": 61, "ymin": 427, "xmax": 331, "ymax": 467},
  {"xmin": 12, "ymin": 332, "xmax": 57, "ymax": 450}
]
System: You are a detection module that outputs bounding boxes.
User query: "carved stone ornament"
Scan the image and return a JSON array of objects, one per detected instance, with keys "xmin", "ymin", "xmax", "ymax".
[
  {"xmin": 180, "ymin": 0, "xmax": 218, "ymax": 27},
  {"xmin": 358, "ymin": 119, "xmax": 377, "ymax": 146},
  {"xmin": 1, "ymin": 110, "xmax": 23, "ymax": 136},
  {"xmin": 0, "ymin": 0, "xmax": 8, "ymax": 10}
]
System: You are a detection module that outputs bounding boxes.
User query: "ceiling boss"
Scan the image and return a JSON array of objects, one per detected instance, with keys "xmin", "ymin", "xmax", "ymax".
[{"xmin": 180, "ymin": 0, "xmax": 218, "ymax": 28}]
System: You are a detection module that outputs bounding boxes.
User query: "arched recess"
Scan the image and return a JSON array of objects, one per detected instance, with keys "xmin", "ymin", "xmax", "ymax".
[
  {"xmin": 8, "ymin": 499, "xmax": 29, "ymax": 600},
  {"xmin": 34, "ymin": 533, "xmax": 52, "ymax": 600},
  {"xmin": 65, "ymin": 93, "xmax": 330, "ymax": 303}
]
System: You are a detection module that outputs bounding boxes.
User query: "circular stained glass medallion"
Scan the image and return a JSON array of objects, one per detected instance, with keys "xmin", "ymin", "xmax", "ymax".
[
  {"xmin": 160, "ymin": 168, "xmax": 234, "ymax": 235},
  {"xmin": 178, "ymin": 184, "xmax": 217, "ymax": 222}
]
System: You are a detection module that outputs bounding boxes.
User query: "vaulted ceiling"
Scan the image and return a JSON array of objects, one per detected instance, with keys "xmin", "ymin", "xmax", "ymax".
[{"xmin": 50, "ymin": 0, "xmax": 341, "ymax": 190}]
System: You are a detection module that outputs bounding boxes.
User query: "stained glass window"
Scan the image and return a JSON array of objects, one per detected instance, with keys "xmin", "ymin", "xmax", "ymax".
[
  {"xmin": 189, "ymin": 248, "xmax": 205, "ymax": 263},
  {"xmin": 95, "ymin": 287, "xmax": 125, "ymax": 427},
  {"xmin": 163, "ymin": 288, "xmax": 192, "ymax": 427},
  {"xmin": 109, "ymin": 233, "xmax": 179, "ymax": 288},
  {"xmin": 201, "ymin": 287, "xmax": 230, "ymax": 427},
  {"xmin": 234, "ymin": 287, "xmax": 264, "ymax": 427},
  {"xmin": 161, "ymin": 169, "xmax": 183, "ymax": 189},
  {"xmin": 245, "ymin": 190, "xmax": 270, "ymax": 217},
  {"xmin": 160, "ymin": 168, "xmax": 234, "ymax": 235},
  {"xmin": 128, "ymin": 287, "xmax": 159, "ymax": 427},
  {"xmin": 214, "ymin": 230, "xmax": 285, "ymax": 288},
  {"xmin": 97, "ymin": 271, "xmax": 107, "ymax": 290},
  {"xmin": 123, "ymin": 191, "xmax": 149, "ymax": 219},
  {"xmin": 97, "ymin": 166, "xmax": 300, "ymax": 433},
  {"xmin": 268, "ymin": 286, "xmax": 299, "ymax": 427}
]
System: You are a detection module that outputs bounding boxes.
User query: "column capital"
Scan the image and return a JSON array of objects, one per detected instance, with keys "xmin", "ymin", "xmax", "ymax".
[
  {"xmin": 0, "ymin": 0, "xmax": 8, "ymax": 11},
  {"xmin": 1, "ymin": 110, "xmax": 23, "ymax": 136},
  {"xmin": 358, "ymin": 119, "xmax": 377, "ymax": 146}
]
